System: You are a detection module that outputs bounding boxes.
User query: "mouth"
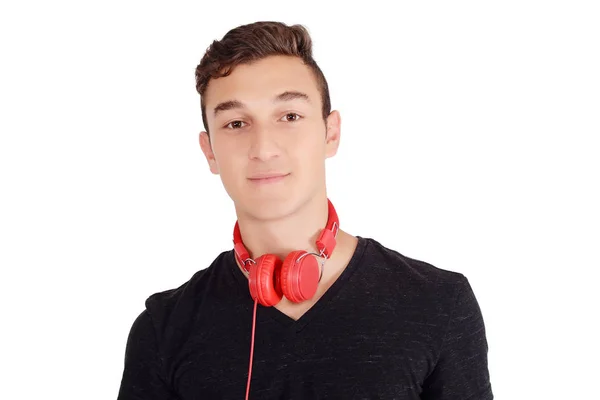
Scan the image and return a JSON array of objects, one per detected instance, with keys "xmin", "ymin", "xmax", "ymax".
[{"xmin": 247, "ymin": 173, "xmax": 290, "ymax": 184}]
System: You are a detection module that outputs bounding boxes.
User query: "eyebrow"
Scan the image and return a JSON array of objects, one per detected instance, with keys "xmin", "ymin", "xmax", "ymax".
[{"xmin": 212, "ymin": 91, "xmax": 311, "ymax": 117}]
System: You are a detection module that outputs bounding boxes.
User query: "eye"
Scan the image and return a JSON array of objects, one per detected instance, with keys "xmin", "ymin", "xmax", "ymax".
[
  {"xmin": 225, "ymin": 120, "xmax": 246, "ymax": 130},
  {"xmin": 281, "ymin": 113, "xmax": 302, "ymax": 122}
]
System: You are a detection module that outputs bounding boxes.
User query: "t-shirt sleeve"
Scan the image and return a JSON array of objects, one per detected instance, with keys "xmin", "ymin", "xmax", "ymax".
[
  {"xmin": 421, "ymin": 276, "xmax": 494, "ymax": 400},
  {"xmin": 117, "ymin": 309, "xmax": 178, "ymax": 400}
]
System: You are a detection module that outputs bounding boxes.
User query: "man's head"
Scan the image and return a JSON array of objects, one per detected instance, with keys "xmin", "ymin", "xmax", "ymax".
[{"xmin": 195, "ymin": 21, "xmax": 341, "ymax": 220}]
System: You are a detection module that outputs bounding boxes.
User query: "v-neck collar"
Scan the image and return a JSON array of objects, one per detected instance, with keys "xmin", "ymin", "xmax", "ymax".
[{"xmin": 227, "ymin": 236, "xmax": 369, "ymax": 332}]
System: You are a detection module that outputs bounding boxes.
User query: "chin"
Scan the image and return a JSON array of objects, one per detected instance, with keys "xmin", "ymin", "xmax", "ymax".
[
  {"xmin": 244, "ymin": 197, "xmax": 291, "ymax": 220},
  {"xmin": 235, "ymin": 191, "xmax": 306, "ymax": 222}
]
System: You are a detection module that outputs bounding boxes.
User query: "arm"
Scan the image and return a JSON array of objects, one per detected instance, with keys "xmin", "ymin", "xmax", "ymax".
[
  {"xmin": 421, "ymin": 277, "xmax": 494, "ymax": 400},
  {"xmin": 117, "ymin": 310, "xmax": 178, "ymax": 400}
]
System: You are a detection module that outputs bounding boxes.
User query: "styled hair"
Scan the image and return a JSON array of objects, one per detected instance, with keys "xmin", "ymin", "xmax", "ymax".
[{"xmin": 195, "ymin": 21, "xmax": 331, "ymax": 135}]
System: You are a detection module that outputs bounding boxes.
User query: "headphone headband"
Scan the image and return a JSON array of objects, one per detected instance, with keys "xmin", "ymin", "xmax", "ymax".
[{"xmin": 233, "ymin": 198, "xmax": 339, "ymax": 271}]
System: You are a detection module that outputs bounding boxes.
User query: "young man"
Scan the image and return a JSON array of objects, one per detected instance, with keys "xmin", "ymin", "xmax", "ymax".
[{"xmin": 117, "ymin": 21, "xmax": 493, "ymax": 399}]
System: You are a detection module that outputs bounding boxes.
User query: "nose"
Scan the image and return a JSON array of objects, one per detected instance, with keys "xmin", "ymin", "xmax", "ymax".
[{"xmin": 248, "ymin": 126, "xmax": 281, "ymax": 161}]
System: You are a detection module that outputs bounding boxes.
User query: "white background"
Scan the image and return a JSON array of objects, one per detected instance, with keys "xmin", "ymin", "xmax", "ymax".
[{"xmin": 1, "ymin": 1, "xmax": 598, "ymax": 399}]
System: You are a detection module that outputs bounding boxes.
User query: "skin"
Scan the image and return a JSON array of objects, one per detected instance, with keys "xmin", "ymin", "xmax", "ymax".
[{"xmin": 199, "ymin": 55, "xmax": 358, "ymax": 320}]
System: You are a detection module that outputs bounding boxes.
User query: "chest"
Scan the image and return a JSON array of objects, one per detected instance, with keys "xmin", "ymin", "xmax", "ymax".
[
  {"xmin": 167, "ymin": 310, "xmax": 436, "ymax": 400},
  {"xmin": 272, "ymin": 297, "xmax": 318, "ymax": 321}
]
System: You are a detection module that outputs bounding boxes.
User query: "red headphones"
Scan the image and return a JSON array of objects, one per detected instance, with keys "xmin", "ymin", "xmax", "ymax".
[{"xmin": 233, "ymin": 198, "xmax": 340, "ymax": 307}]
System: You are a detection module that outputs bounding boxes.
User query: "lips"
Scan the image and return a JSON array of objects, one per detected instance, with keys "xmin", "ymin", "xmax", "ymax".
[
  {"xmin": 248, "ymin": 173, "xmax": 290, "ymax": 183},
  {"xmin": 248, "ymin": 173, "xmax": 289, "ymax": 180}
]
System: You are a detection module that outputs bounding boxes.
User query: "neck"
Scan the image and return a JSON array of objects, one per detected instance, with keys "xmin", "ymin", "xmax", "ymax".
[{"xmin": 234, "ymin": 194, "xmax": 330, "ymax": 262}]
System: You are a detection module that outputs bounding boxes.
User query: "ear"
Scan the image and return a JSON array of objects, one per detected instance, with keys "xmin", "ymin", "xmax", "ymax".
[
  {"xmin": 199, "ymin": 131, "xmax": 220, "ymax": 175},
  {"xmin": 325, "ymin": 110, "xmax": 341, "ymax": 159}
]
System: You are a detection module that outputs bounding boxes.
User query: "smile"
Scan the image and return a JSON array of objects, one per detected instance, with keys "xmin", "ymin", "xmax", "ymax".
[{"xmin": 247, "ymin": 173, "xmax": 290, "ymax": 184}]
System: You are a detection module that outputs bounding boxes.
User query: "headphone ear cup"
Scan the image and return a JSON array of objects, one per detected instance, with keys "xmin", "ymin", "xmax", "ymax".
[
  {"xmin": 249, "ymin": 254, "xmax": 283, "ymax": 307},
  {"xmin": 281, "ymin": 250, "xmax": 320, "ymax": 303}
]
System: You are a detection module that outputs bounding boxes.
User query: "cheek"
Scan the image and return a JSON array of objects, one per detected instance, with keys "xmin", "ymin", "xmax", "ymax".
[
  {"xmin": 302, "ymin": 127, "xmax": 327, "ymax": 158},
  {"xmin": 212, "ymin": 142, "xmax": 246, "ymax": 181},
  {"xmin": 213, "ymin": 137, "xmax": 244, "ymax": 161},
  {"xmin": 292, "ymin": 132, "xmax": 327, "ymax": 173}
]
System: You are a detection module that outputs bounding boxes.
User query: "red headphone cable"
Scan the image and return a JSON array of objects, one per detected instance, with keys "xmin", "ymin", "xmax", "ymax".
[{"xmin": 245, "ymin": 298, "xmax": 258, "ymax": 400}]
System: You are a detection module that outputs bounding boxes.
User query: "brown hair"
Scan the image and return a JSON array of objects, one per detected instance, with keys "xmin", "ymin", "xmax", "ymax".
[{"xmin": 195, "ymin": 21, "xmax": 331, "ymax": 136}]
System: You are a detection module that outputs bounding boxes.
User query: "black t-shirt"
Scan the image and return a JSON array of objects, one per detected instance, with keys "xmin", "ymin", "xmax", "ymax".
[{"xmin": 117, "ymin": 236, "xmax": 493, "ymax": 399}]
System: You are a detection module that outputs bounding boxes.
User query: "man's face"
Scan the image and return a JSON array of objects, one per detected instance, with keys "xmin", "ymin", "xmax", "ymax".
[{"xmin": 199, "ymin": 55, "xmax": 340, "ymax": 219}]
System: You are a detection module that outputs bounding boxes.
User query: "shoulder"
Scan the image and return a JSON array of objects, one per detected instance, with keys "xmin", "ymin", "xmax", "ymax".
[
  {"xmin": 141, "ymin": 250, "xmax": 231, "ymax": 340},
  {"xmin": 145, "ymin": 267, "xmax": 208, "ymax": 312},
  {"xmin": 361, "ymin": 236, "xmax": 467, "ymax": 289},
  {"xmin": 357, "ymin": 236, "xmax": 478, "ymax": 328},
  {"xmin": 359, "ymin": 236, "xmax": 488, "ymax": 355}
]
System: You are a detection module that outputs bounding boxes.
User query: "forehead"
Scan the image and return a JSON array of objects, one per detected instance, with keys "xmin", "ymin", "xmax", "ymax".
[{"xmin": 203, "ymin": 55, "xmax": 321, "ymax": 112}]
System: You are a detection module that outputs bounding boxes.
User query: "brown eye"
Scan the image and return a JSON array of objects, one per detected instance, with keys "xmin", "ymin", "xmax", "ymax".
[
  {"xmin": 283, "ymin": 113, "xmax": 301, "ymax": 122},
  {"xmin": 226, "ymin": 120, "xmax": 246, "ymax": 129}
]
